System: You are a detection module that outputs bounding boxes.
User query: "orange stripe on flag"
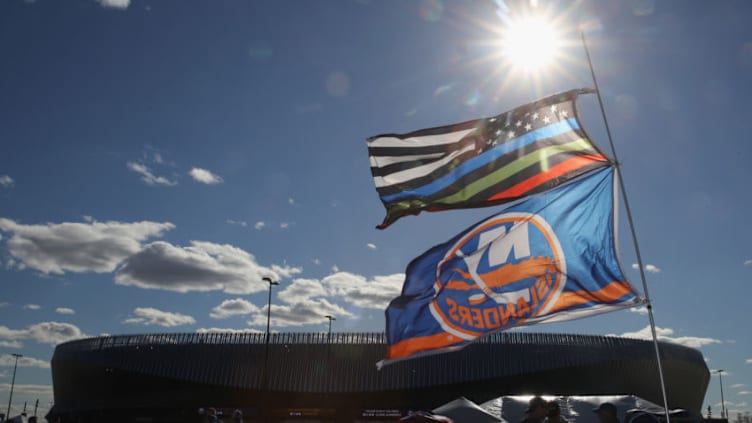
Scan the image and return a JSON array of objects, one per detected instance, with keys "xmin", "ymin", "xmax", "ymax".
[
  {"xmin": 386, "ymin": 332, "xmax": 462, "ymax": 359},
  {"xmin": 488, "ymin": 154, "xmax": 607, "ymax": 201},
  {"xmin": 386, "ymin": 281, "xmax": 632, "ymax": 360},
  {"xmin": 550, "ymin": 280, "xmax": 633, "ymax": 313}
]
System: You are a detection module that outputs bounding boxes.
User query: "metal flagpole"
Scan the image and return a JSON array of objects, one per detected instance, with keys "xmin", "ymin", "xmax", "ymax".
[
  {"xmin": 717, "ymin": 369, "xmax": 727, "ymax": 419},
  {"xmin": 6, "ymin": 353, "xmax": 22, "ymax": 421},
  {"xmin": 580, "ymin": 29, "xmax": 672, "ymax": 423}
]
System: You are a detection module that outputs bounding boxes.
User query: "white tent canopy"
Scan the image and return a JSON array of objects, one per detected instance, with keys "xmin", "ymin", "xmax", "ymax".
[
  {"xmin": 433, "ymin": 397, "xmax": 504, "ymax": 423},
  {"xmin": 480, "ymin": 395, "xmax": 701, "ymax": 423}
]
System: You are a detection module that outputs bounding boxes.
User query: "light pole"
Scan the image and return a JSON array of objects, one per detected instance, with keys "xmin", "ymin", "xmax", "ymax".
[
  {"xmin": 263, "ymin": 277, "xmax": 279, "ymax": 344},
  {"xmin": 5, "ymin": 353, "xmax": 22, "ymax": 421},
  {"xmin": 262, "ymin": 277, "xmax": 279, "ymax": 392},
  {"xmin": 716, "ymin": 369, "xmax": 727, "ymax": 419},
  {"xmin": 325, "ymin": 315, "xmax": 336, "ymax": 343}
]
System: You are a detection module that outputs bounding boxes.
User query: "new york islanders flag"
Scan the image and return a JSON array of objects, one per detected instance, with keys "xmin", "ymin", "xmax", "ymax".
[{"xmin": 380, "ymin": 166, "xmax": 643, "ymax": 367}]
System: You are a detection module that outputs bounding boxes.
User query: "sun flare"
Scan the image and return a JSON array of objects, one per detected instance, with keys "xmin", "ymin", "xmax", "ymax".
[{"xmin": 501, "ymin": 16, "xmax": 562, "ymax": 71}]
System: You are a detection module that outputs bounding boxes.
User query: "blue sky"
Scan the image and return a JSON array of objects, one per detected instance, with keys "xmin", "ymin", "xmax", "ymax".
[{"xmin": 1, "ymin": 0, "xmax": 750, "ymax": 418}]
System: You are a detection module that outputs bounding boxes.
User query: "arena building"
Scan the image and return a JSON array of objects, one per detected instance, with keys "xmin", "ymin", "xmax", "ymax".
[{"xmin": 48, "ymin": 331, "xmax": 710, "ymax": 422}]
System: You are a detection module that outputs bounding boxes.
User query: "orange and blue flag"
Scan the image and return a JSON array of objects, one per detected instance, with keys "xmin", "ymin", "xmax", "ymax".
[{"xmin": 379, "ymin": 167, "xmax": 642, "ymax": 367}]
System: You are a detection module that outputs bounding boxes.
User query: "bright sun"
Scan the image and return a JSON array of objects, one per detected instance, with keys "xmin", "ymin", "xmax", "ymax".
[{"xmin": 501, "ymin": 16, "xmax": 561, "ymax": 71}]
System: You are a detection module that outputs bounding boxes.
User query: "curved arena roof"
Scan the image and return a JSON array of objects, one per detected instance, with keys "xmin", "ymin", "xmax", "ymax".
[{"xmin": 50, "ymin": 331, "xmax": 709, "ymax": 420}]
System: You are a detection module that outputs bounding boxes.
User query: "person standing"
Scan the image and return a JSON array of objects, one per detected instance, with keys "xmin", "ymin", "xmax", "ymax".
[
  {"xmin": 545, "ymin": 401, "xmax": 568, "ymax": 423},
  {"xmin": 521, "ymin": 397, "xmax": 549, "ymax": 423},
  {"xmin": 594, "ymin": 403, "xmax": 620, "ymax": 423}
]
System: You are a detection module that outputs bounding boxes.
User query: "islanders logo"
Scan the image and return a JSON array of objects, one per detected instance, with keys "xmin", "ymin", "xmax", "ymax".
[{"xmin": 428, "ymin": 212, "xmax": 566, "ymax": 340}]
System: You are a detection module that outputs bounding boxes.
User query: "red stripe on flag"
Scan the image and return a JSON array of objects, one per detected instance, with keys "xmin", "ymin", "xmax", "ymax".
[{"xmin": 488, "ymin": 154, "xmax": 607, "ymax": 201}]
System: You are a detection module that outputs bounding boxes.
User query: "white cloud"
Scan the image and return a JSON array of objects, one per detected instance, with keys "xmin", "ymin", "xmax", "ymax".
[
  {"xmin": 0, "ymin": 218, "xmax": 173, "ymax": 274},
  {"xmin": 254, "ymin": 221, "xmax": 266, "ymax": 230},
  {"xmin": 0, "ymin": 321, "xmax": 86, "ymax": 345},
  {"xmin": 0, "ymin": 341, "xmax": 22, "ymax": 348},
  {"xmin": 196, "ymin": 327, "xmax": 263, "ymax": 334},
  {"xmin": 616, "ymin": 325, "xmax": 721, "ymax": 348},
  {"xmin": 0, "ymin": 355, "xmax": 49, "ymax": 369},
  {"xmin": 331, "ymin": 265, "xmax": 339, "ymax": 273},
  {"xmin": 746, "ymin": 358, "xmax": 752, "ymax": 364},
  {"xmin": 226, "ymin": 219, "xmax": 248, "ymax": 227},
  {"xmin": 366, "ymin": 243, "xmax": 377, "ymax": 250},
  {"xmin": 23, "ymin": 304, "xmax": 41, "ymax": 310},
  {"xmin": 115, "ymin": 240, "xmax": 301, "ymax": 294},
  {"xmin": 323, "ymin": 272, "xmax": 403, "ymax": 309},
  {"xmin": 631, "ymin": 263, "xmax": 661, "ymax": 273},
  {"xmin": 0, "ymin": 383, "xmax": 52, "ymax": 395},
  {"xmin": 715, "ymin": 401, "xmax": 734, "ymax": 408},
  {"xmin": 645, "ymin": 264, "xmax": 660, "ymax": 273},
  {"xmin": 26, "ymin": 322, "xmax": 85, "ymax": 345},
  {"xmin": 732, "ymin": 384, "xmax": 746, "ymax": 388},
  {"xmin": 0, "ymin": 175, "xmax": 14, "ymax": 188},
  {"xmin": 312, "ymin": 258, "xmax": 321, "ymax": 266},
  {"xmin": 629, "ymin": 306, "xmax": 648, "ymax": 315},
  {"xmin": 127, "ymin": 162, "xmax": 176, "ymax": 186},
  {"xmin": 243, "ymin": 271, "xmax": 403, "ymax": 329},
  {"xmin": 288, "ymin": 197, "xmax": 295, "ymax": 205},
  {"xmin": 210, "ymin": 298, "xmax": 259, "ymax": 319},
  {"xmin": 715, "ymin": 401, "xmax": 747, "ymax": 413},
  {"xmin": 0, "ymin": 302, "xmax": 8, "ymax": 308},
  {"xmin": 248, "ymin": 299, "xmax": 352, "ymax": 328},
  {"xmin": 55, "ymin": 307, "xmax": 75, "ymax": 315},
  {"xmin": 5, "ymin": 258, "xmax": 24, "ymax": 271},
  {"xmin": 96, "ymin": 0, "xmax": 130, "ymax": 9},
  {"xmin": 745, "ymin": 259, "xmax": 752, "ymax": 266},
  {"xmin": 280, "ymin": 222, "xmax": 289, "ymax": 229},
  {"xmin": 277, "ymin": 278, "xmax": 328, "ymax": 304},
  {"xmin": 245, "ymin": 276, "xmax": 354, "ymax": 328},
  {"xmin": 189, "ymin": 167, "xmax": 223, "ymax": 185},
  {"xmin": 739, "ymin": 391, "xmax": 752, "ymax": 396},
  {"xmin": 123, "ymin": 307, "xmax": 196, "ymax": 327}
]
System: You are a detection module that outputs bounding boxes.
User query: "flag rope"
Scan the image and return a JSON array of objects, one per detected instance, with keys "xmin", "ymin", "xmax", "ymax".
[{"xmin": 580, "ymin": 29, "xmax": 673, "ymax": 423}]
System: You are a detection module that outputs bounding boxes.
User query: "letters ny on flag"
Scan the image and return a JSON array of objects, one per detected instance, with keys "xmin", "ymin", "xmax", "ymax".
[
  {"xmin": 379, "ymin": 167, "xmax": 643, "ymax": 367},
  {"xmin": 368, "ymin": 88, "xmax": 610, "ymax": 229}
]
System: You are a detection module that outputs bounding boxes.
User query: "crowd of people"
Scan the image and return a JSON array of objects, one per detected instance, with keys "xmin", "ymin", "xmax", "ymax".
[
  {"xmin": 521, "ymin": 396, "xmax": 631, "ymax": 423},
  {"xmin": 402, "ymin": 396, "xmax": 634, "ymax": 423}
]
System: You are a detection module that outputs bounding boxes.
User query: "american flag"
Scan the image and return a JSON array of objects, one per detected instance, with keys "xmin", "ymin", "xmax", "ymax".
[{"xmin": 367, "ymin": 88, "xmax": 611, "ymax": 229}]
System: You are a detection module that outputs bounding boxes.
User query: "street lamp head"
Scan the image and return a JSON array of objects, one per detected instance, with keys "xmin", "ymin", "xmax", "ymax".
[
  {"xmin": 262, "ymin": 277, "xmax": 279, "ymax": 286},
  {"xmin": 325, "ymin": 315, "xmax": 336, "ymax": 321},
  {"xmin": 11, "ymin": 353, "xmax": 22, "ymax": 358}
]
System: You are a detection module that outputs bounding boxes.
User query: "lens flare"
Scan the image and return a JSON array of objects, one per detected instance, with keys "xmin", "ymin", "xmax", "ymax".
[{"xmin": 502, "ymin": 16, "xmax": 561, "ymax": 71}]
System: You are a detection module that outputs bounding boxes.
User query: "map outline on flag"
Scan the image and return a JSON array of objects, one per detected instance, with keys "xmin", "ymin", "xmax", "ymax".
[
  {"xmin": 379, "ymin": 166, "xmax": 644, "ymax": 368},
  {"xmin": 368, "ymin": 88, "xmax": 611, "ymax": 229}
]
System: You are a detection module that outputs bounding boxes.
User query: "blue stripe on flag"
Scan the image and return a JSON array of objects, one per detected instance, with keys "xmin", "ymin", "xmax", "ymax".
[{"xmin": 381, "ymin": 118, "xmax": 580, "ymax": 202}]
